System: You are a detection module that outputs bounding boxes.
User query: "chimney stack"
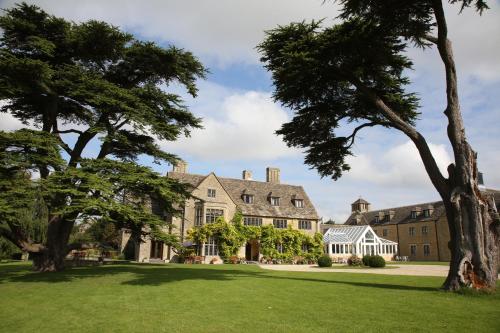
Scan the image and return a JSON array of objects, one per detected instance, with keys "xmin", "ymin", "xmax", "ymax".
[
  {"xmin": 266, "ymin": 167, "xmax": 280, "ymax": 184},
  {"xmin": 242, "ymin": 170, "xmax": 253, "ymax": 180},
  {"xmin": 172, "ymin": 160, "xmax": 187, "ymax": 173}
]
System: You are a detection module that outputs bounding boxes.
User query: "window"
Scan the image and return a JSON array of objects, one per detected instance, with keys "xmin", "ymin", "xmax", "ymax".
[
  {"xmin": 195, "ymin": 205, "xmax": 203, "ymax": 226},
  {"xmin": 207, "ymin": 188, "xmax": 216, "ymax": 198},
  {"xmin": 294, "ymin": 199, "xmax": 304, "ymax": 208},
  {"xmin": 298, "ymin": 220, "xmax": 311, "ymax": 230},
  {"xmin": 243, "ymin": 216, "xmax": 262, "ymax": 226},
  {"xmin": 301, "ymin": 244, "xmax": 308, "ymax": 252},
  {"xmin": 276, "ymin": 243, "xmax": 284, "ymax": 253},
  {"xmin": 270, "ymin": 196, "xmax": 280, "ymax": 206},
  {"xmin": 364, "ymin": 230, "xmax": 375, "ymax": 243},
  {"xmin": 374, "ymin": 216, "xmax": 379, "ymax": 223},
  {"xmin": 205, "ymin": 209, "xmax": 223, "ymax": 224},
  {"xmin": 204, "ymin": 236, "xmax": 219, "ymax": 256},
  {"xmin": 242, "ymin": 194, "xmax": 254, "ymax": 204},
  {"xmin": 411, "ymin": 211, "xmax": 417, "ymax": 219},
  {"xmin": 382, "ymin": 229, "xmax": 388, "ymax": 237},
  {"xmin": 273, "ymin": 219, "xmax": 287, "ymax": 229},
  {"xmin": 410, "ymin": 244, "xmax": 417, "ymax": 256},
  {"xmin": 424, "ymin": 244, "xmax": 431, "ymax": 256},
  {"xmin": 409, "ymin": 227, "xmax": 416, "ymax": 236},
  {"xmin": 423, "ymin": 209, "xmax": 431, "ymax": 217},
  {"xmin": 422, "ymin": 226, "xmax": 429, "ymax": 235}
]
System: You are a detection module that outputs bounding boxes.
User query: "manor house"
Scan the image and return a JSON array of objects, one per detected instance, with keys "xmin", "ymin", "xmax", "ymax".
[
  {"xmin": 343, "ymin": 190, "xmax": 500, "ymax": 261},
  {"xmin": 121, "ymin": 162, "xmax": 320, "ymax": 263}
]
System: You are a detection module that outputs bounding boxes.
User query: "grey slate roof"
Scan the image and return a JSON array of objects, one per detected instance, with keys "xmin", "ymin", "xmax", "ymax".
[
  {"xmin": 345, "ymin": 200, "xmax": 445, "ymax": 226},
  {"xmin": 345, "ymin": 189, "xmax": 500, "ymax": 226},
  {"xmin": 167, "ymin": 172, "xmax": 319, "ymax": 220}
]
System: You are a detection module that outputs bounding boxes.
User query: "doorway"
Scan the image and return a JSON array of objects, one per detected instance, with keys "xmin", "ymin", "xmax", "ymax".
[
  {"xmin": 245, "ymin": 240, "xmax": 259, "ymax": 261},
  {"xmin": 150, "ymin": 240, "xmax": 164, "ymax": 259}
]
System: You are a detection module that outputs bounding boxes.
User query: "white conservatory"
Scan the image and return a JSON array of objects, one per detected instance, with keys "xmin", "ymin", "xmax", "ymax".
[{"xmin": 323, "ymin": 225, "xmax": 398, "ymax": 261}]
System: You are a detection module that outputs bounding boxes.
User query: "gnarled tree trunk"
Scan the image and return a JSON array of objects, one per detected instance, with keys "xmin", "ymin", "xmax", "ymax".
[{"xmin": 441, "ymin": 150, "xmax": 499, "ymax": 291}]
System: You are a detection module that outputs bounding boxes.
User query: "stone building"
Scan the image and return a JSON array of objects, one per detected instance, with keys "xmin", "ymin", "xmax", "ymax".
[
  {"xmin": 122, "ymin": 163, "xmax": 320, "ymax": 263},
  {"xmin": 344, "ymin": 190, "xmax": 500, "ymax": 261}
]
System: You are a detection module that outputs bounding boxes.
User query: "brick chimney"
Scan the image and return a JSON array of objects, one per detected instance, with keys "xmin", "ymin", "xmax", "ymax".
[
  {"xmin": 242, "ymin": 170, "xmax": 253, "ymax": 180},
  {"xmin": 172, "ymin": 160, "xmax": 187, "ymax": 173},
  {"xmin": 266, "ymin": 167, "xmax": 280, "ymax": 184}
]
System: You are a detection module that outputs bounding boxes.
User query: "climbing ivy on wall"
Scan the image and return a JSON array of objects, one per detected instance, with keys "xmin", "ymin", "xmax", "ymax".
[{"xmin": 187, "ymin": 211, "xmax": 324, "ymax": 262}]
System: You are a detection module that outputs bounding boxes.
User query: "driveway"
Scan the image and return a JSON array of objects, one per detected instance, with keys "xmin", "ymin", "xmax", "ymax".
[{"xmin": 259, "ymin": 264, "xmax": 450, "ymax": 277}]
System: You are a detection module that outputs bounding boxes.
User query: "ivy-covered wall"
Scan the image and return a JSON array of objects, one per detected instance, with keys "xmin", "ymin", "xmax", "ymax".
[{"xmin": 187, "ymin": 211, "xmax": 323, "ymax": 262}]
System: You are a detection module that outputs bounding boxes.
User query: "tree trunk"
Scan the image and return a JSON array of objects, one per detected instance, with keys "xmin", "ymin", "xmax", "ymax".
[
  {"xmin": 31, "ymin": 216, "xmax": 75, "ymax": 272},
  {"xmin": 441, "ymin": 150, "xmax": 499, "ymax": 291}
]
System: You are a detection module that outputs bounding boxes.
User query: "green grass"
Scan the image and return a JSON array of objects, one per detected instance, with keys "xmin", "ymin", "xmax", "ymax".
[
  {"xmin": 1, "ymin": 262, "xmax": 499, "ymax": 333},
  {"xmin": 387, "ymin": 261, "xmax": 450, "ymax": 266}
]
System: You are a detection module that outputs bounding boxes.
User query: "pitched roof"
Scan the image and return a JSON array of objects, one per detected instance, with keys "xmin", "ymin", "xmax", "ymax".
[
  {"xmin": 345, "ymin": 200, "xmax": 445, "ymax": 226},
  {"xmin": 323, "ymin": 225, "xmax": 397, "ymax": 244},
  {"xmin": 344, "ymin": 189, "xmax": 500, "ymax": 226},
  {"xmin": 167, "ymin": 172, "xmax": 319, "ymax": 220},
  {"xmin": 352, "ymin": 198, "xmax": 370, "ymax": 205}
]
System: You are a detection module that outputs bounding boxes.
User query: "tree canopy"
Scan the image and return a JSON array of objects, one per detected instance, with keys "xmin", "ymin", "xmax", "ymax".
[
  {"xmin": 0, "ymin": 3, "xmax": 207, "ymax": 270},
  {"xmin": 259, "ymin": 0, "xmax": 499, "ymax": 291}
]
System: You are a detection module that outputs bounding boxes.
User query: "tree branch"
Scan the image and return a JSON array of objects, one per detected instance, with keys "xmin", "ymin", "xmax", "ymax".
[
  {"xmin": 423, "ymin": 34, "xmax": 438, "ymax": 45},
  {"xmin": 54, "ymin": 129, "xmax": 84, "ymax": 135},
  {"xmin": 432, "ymin": 0, "xmax": 468, "ymax": 177},
  {"xmin": 349, "ymin": 77, "xmax": 449, "ymax": 197},
  {"xmin": 345, "ymin": 121, "xmax": 390, "ymax": 148}
]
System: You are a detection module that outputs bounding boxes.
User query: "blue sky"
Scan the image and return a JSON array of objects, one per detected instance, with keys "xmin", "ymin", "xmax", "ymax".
[{"xmin": 1, "ymin": 0, "xmax": 499, "ymax": 222}]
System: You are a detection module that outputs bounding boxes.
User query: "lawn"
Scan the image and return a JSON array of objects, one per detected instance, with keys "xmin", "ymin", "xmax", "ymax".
[{"xmin": 1, "ymin": 262, "xmax": 499, "ymax": 333}]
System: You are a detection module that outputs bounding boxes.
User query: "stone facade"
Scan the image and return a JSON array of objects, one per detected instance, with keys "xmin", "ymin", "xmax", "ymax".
[
  {"xmin": 125, "ymin": 164, "xmax": 320, "ymax": 263},
  {"xmin": 344, "ymin": 190, "xmax": 500, "ymax": 262}
]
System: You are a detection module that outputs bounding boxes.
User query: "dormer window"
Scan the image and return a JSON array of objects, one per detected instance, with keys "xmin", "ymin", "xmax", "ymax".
[
  {"xmin": 423, "ymin": 209, "xmax": 430, "ymax": 217},
  {"xmin": 270, "ymin": 196, "xmax": 280, "ymax": 206},
  {"xmin": 411, "ymin": 211, "xmax": 417, "ymax": 219},
  {"xmin": 293, "ymin": 199, "xmax": 304, "ymax": 208},
  {"xmin": 374, "ymin": 216, "xmax": 379, "ymax": 223},
  {"xmin": 242, "ymin": 194, "xmax": 254, "ymax": 204}
]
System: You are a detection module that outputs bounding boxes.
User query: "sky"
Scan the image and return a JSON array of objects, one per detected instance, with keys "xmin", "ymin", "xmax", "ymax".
[{"xmin": 1, "ymin": 0, "xmax": 499, "ymax": 223}]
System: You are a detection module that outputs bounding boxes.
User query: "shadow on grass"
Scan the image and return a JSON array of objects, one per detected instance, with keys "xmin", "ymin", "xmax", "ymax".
[{"xmin": 0, "ymin": 262, "xmax": 439, "ymax": 292}]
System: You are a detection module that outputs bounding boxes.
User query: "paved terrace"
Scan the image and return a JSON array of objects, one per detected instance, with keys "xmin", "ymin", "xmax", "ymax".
[{"xmin": 259, "ymin": 264, "xmax": 451, "ymax": 277}]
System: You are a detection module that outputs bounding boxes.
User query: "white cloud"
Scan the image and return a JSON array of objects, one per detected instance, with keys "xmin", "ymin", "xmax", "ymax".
[
  {"xmin": 162, "ymin": 86, "xmax": 298, "ymax": 160},
  {"xmin": 3, "ymin": 0, "xmax": 340, "ymax": 67},
  {"xmin": 0, "ymin": 100, "xmax": 28, "ymax": 131},
  {"xmin": 346, "ymin": 141, "xmax": 453, "ymax": 188}
]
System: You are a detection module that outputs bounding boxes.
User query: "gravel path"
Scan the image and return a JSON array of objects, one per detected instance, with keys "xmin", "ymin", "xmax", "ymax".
[{"xmin": 259, "ymin": 264, "xmax": 451, "ymax": 277}]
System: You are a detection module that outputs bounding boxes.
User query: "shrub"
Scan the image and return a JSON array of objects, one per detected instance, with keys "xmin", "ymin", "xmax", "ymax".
[
  {"xmin": 347, "ymin": 255, "xmax": 362, "ymax": 266},
  {"xmin": 362, "ymin": 255, "xmax": 372, "ymax": 266},
  {"xmin": 317, "ymin": 255, "xmax": 332, "ymax": 267},
  {"xmin": 369, "ymin": 255, "xmax": 386, "ymax": 268}
]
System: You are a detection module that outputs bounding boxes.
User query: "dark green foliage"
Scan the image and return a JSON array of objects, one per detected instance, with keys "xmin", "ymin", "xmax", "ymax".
[
  {"xmin": 0, "ymin": 3, "xmax": 206, "ymax": 265},
  {"xmin": 362, "ymin": 255, "xmax": 372, "ymax": 266},
  {"xmin": 259, "ymin": 18, "xmax": 418, "ymax": 179},
  {"xmin": 348, "ymin": 254, "xmax": 362, "ymax": 266},
  {"xmin": 318, "ymin": 254, "xmax": 332, "ymax": 267},
  {"xmin": 369, "ymin": 255, "xmax": 386, "ymax": 268},
  {"xmin": 0, "ymin": 238, "xmax": 21, "ymax": 259},
  {"xmin": 258, "ymin": 0, "xmax": 488, "ymax": 180}
]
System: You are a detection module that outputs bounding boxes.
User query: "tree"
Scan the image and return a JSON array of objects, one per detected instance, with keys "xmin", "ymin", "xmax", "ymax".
[
  {"xmin": 0, "ymin": 3, "xmax": 206, "ymax": 271},
  {"xmin": 258, "ymin": 0, "xmax": 499, "ymax": 291}
]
